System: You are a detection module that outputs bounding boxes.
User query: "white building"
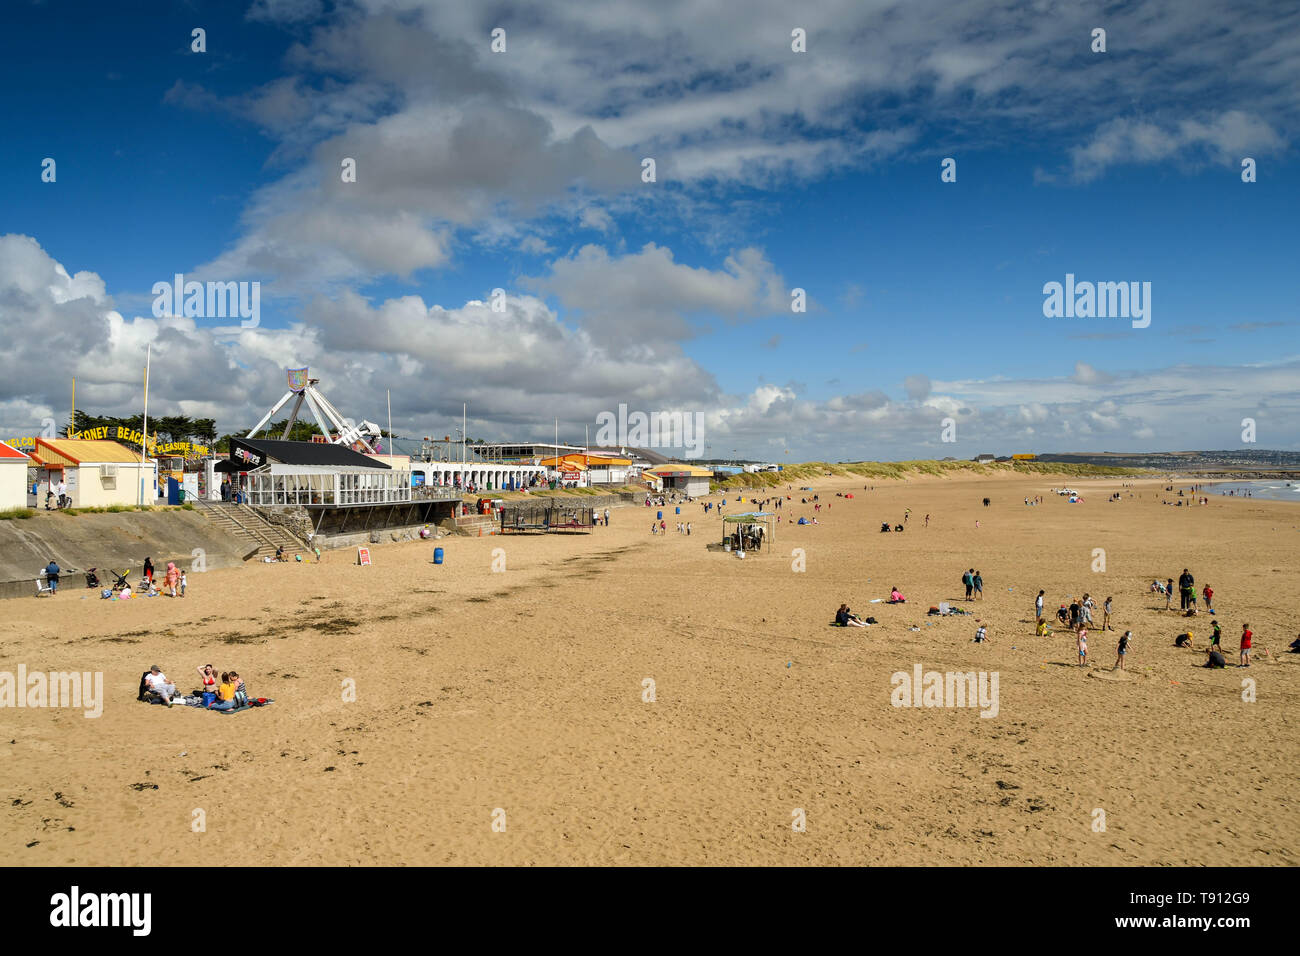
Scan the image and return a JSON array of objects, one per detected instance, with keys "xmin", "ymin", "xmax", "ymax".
[
  {"xmin": 31, "ymin": 438, "xmax": 157, "ymax": 507},
  {"xmin": 0, "ymin": 441, "xmax": 30, "ymax": 509}
]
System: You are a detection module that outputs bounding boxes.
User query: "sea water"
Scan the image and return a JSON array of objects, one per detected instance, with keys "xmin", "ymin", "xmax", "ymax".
[{"xmin": 1208, "ymin": 480, "xmax": 1300, "ymax": 503}]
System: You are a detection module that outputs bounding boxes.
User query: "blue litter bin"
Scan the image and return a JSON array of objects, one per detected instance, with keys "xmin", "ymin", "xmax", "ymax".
[
  {"xmin": 656, "ymin": 510, "xmax": 663, "ymax": 520},
  {"xmin": 433, "ymin": 548, "xmax": 444, "ymax": 565},
  {"xmin": 675, "ymin": 506, "xmax": 680, "ymax": 515}
]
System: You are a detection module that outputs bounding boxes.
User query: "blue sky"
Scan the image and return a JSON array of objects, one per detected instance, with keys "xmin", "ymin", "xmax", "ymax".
[{"xmin": 2, "ymin": 0, "xmax": 1297, "ymax": 459}]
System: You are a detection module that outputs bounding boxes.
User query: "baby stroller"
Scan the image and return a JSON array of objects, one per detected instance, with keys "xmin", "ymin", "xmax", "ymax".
[
  {"xmin": 107, "ymin": 568, "xmax": 131, "ymax": 591},
  {"xmin": 84, "ymin": 568, "xmax": 101, "ymax": 589},
  {"xmin": 880, "ymin": 522, "xmax": 891, "ymax": 533}
]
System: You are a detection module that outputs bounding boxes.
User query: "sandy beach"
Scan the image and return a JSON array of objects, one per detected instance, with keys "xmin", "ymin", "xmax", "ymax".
[{"xmin": 2, "ymin": 473, "xmax": 1297, "ymax": 866}]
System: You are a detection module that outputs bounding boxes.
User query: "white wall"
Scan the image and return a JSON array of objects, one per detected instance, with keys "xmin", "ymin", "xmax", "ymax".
[
  {"xmin": 72, "ymin": 463, "xmax": 156, "ymax": 507},
  {"xmin": 0, "ymin": 461, "xmax": 27, "ymax": 510}
]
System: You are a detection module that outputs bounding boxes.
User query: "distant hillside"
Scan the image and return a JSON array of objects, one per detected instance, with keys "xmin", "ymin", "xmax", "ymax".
[{"xmin": 1036, "ymin": 449, "xmax": 1300, "ymax": 472}]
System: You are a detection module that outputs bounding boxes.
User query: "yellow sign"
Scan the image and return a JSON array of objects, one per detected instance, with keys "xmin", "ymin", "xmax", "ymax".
[{"xmin": 67, "ymin": 428, "xmax": 210, "ymax": 457}]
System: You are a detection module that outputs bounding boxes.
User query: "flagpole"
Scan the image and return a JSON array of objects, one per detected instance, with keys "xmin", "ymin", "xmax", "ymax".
[
  {"xmin": 70, "ymin": 377, "xmax": 75, "ymax": 438},
  {"xmin": 386, "ymin": 389, "xmax": 393, "ymax": 456},
  {"xmin": 140, "ymin": 345, "xmax": 151, "ymax": 506}
]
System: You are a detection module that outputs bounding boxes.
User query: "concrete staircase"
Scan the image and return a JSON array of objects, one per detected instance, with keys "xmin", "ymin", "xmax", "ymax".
[
  {"xmin": 193, "ymin": 500, "xmax": 310, "ymax": 560},
  {"xmin": 452, "ymin": 513, "xmax": 500, "ymax": 536}
]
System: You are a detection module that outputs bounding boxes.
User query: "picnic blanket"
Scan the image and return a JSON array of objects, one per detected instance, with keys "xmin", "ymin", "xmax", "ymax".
[{"xmin": 216, "ymin": 699, "xmax": 274, "ymax": 715}]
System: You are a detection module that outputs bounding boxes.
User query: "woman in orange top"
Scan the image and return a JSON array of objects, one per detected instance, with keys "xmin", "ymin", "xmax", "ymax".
[{"xmin": 209, "ymin": 672, "xmax": 237, "ymax": 711}]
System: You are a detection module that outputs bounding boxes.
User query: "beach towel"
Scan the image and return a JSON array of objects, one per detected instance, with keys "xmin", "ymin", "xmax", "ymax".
[{"xmin": 215, "ymin": 698, "xmax": 275, "ymax": 715}]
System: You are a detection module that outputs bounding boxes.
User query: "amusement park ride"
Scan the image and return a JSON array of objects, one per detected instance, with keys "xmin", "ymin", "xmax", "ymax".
[{"xmin": 246, "ymin": 368, "xmax": 384, "ymax": 453}]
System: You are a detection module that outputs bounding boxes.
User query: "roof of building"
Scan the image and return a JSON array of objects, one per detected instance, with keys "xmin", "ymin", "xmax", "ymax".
[
  {"xmin": 34, "ymin": 438, "xmax": 152, "ymax": 465},
  {"xmin": 644, "ymin": 463, "xmax": 714, "ymax": 477},
  {"xmin": 0, "ymin": 440, "xmax": 29, "ymax": 461},
  {"xmin": 233, "ymin": 439, "xmax": 390, "ymax": 469},
  {"xmin": 539, "ymin": 454, "xmax": 632, "ymax": 467},
  {"xmin": 585, "ymin": 445, "xmax": 673, "ymax": 465}
]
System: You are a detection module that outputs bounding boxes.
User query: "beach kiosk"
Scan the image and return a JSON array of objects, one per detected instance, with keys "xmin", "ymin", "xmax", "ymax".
[
  {"xmin": 0, "ymin": 441, "xmax": 30, "ymax": 509},
  {"xmin": 30, "ymin": 438, "xmax": 156, "ymax": 507},
  {"xmin": 722, "ymin": 511, "xmax": 775, "ymax": 553}
]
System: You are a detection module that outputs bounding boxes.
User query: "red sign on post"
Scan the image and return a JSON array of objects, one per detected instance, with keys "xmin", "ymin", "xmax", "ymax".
[{"xmin": 357, "ymin": 547, "xmax": 371, "ymax": 566}]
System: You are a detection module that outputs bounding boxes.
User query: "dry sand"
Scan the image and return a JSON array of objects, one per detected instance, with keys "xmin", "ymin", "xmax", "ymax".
[{"xmin": 2, "ymin": 474, "xmax": 1298, "ymax": 865}]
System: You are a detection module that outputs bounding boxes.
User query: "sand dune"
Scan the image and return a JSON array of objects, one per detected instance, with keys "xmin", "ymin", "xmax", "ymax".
[{"xmin": 2, "ymin": 474, "xmax": 1297, "ymax": 865}]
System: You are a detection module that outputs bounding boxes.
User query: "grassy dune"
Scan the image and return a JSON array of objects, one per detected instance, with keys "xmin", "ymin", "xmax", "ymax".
[{"xmin": 712, "ymin": 459, "xmax": 1143, "ymax": 490}]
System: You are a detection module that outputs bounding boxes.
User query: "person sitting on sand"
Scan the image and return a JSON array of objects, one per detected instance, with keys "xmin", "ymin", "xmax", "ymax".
[
  {"xmin": 1175, "ymin": 631, "xmax": 1193, "ymax": 648},
  {"xmin": 973, "ymin": 624, "xmax": 988, "ymax": 643},
  {"xmin": 144, "ymin": 665, "xmax": 177, "ymax": 707},
  {"xmin": 1289, "ymin": 634, "xmax": 1300, "ymax": 654},
  {"xmin": 275, "ymin": 545, "xmax": 286, "ymax": 562},
  {"xmin": 196, "ymin": 663, "xmax": 217, "ymax": 696},
  {"xmin": 1115, "ymin": 631, "xmax": 1131, "ymax": 671},
  {"xmin": 208, "ymin": 672, "xmax": 238, "ymax": 711},
  {"xmin": 1056, "ymin": 605, "xmax": 1070, "ymax": 627},
  {"xmin": 229, "ymin": 671, "xmax": 248, "ymax": 705},
  {"xmin": 1205, "ymin": 646, "xmax": 1226, "ymax": 669},
  {"xmin": 836, "ymin": 604, "xmax": 868, "ymax": 628},
  {"xmin": 888, "ymin": 588, "xmax": 906, "ymax": 603}
]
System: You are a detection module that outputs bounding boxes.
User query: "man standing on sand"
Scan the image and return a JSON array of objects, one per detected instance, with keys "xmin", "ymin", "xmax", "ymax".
[
  {"xmin": 924, "ymin": 513, "xmax": 929, "ymax": 526},
  {"xmin": 604, "ymin": 508, "xmax": 610, "ymax": 527},
  {"xmin": 962, "ymin": 569, "xmax": 974, "ymax": 601},
  {"xmin": 1179, "ymin": 568, "xmax": 1195, "ymax": 610}
]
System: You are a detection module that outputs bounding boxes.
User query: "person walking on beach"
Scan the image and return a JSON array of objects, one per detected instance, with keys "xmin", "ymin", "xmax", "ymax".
[
  {"xmin": 1115, "ymin": 630, "xmax": 1131, "ymax": 671},
  {"xmin": 924, "ymin": 513, "xmax": 930, "ymax": 526},
  {"xmin": 1202, "ymin": 583, "xmax": 1213, "ymax": 608},
  {"xmin": 1103, "ymin": 596, "xmax": 1113, "ymax": 631},
  {"xmin": 973, "ymin": 570, "xmax": 984, "ymax": 600},
  {"xmin": 962, "ymin": 569, "xmax": 974, "ymax": 601},
  {"xmin": 44, "ymin": 559, "xmax": 60, "ymax": 594},
  {"xmin": 1035, "ymin": 589, "xmax": 1045, "ymax": 621},
  {"xmin": 1240, "ymin": 623, "xmax": 1253, "ymax": 667},
  {"xmin": 1077, "ymin": 627, "xmax": 1089, "ymax": 667},
  {"xmin": 604, "ymin": 508, "xmax": 610, "ymax": 527}
]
